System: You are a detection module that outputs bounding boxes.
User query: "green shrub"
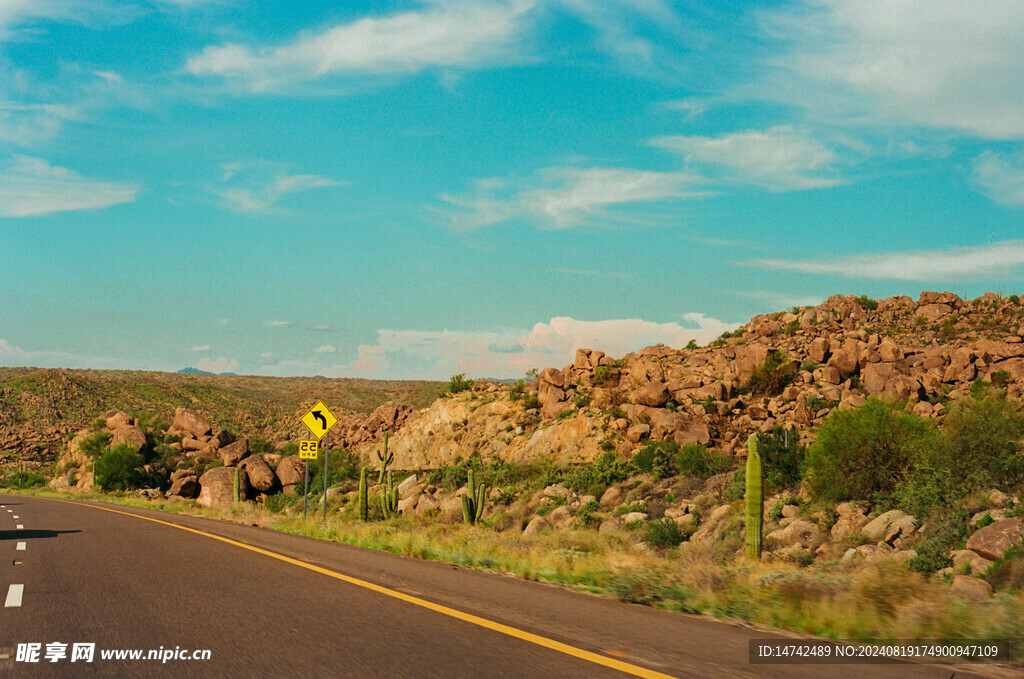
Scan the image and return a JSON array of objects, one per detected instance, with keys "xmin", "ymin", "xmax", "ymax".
[
  {"xmin": 685, "ymin": 339, "xmax": 698, "ymax": 350},
  {"xmin": 564, "ymin": 452, "xmax": 631, "ymax": 497},
  {"xmin": 263, "ymin": 491, "xmax": 302, "ymax": 513},
  {"xmin": 77, "ymin": 431, "xmax": 111, "ymax": 458},
  {"xmin": 643, "ymin": 518, "xmax": 688, "ymax": 549},
  {"xmin": 575, "ymin": 500, "xmax": 601, "ymax": 529},
  {"xmin": 906, "ymin": 512, "xmax": 969, "ymax": 573},
  {"xmin": 854, "ymin": 295, "xmax": 879, "ymax": 310},
  {"xmin": 1, "ymin": 470, "xmax": 46, "ymax": 489},
  {"xmin": 632, "ymin": 441, "xmax": 678, "ymax": 479},
  {"xmin": 446, "ymin": 373, "xmax": 474, "ymax": 394},
  {"xmin": 940, "ymin": 392, "xmax": 1024, "ymax": 492},
  {"xmin": 756, "ymin": 427, "xmax": 805, "ymax": 491},
  {"xmin": 675, "ymin": 443, "xmax": 731, "ymax": 479},
  {"xmin": 744, "ymin": 350, "xmax": 797, "ymax": 396},
  {"xmin": 508, "ymin": 380, "xmax": 525, "ymax": 400},
  {"xmin": 804, "ymin": 398, "xmax": 939, "ymax": 504},
  {"xmin": 249, "ymin": 436, "xmax": 275, "ymax": 456},
  {"xmin": 94, "ymin": 444, "xmax": 146, "ymax": 491}
]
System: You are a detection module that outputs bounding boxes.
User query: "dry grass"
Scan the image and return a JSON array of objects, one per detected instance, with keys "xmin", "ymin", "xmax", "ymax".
[{"xmin": 13, "ymin": 487, "xmax": 1024, "ymax": 665}]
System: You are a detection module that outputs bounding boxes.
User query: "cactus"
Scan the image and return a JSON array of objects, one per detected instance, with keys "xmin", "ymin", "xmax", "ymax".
[
  {"xmin": 745, "ymin": 433, "xmax": 763, "ymax": 561},
  {"xmin": 358, "ymin": 468, "xmax": 368, "ymax": 521},
  {"xmin": 376, "ymin": 434, "xmax": 394, "ymax": 486},
  {"xmin": 379, "ymin": 469, "xmax": 399, "ymax": 519},
  {"xmin": 460, "ymin": 468, "xmax": 487, "ymax": 525},
  {"xmin": 232, "ymin": 467, "xmax": 240, "ymax": 504}
]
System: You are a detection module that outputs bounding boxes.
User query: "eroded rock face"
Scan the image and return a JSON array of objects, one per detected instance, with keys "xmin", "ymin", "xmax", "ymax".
[{"xmin": 219, "ymin": 439, "xmax": 249, "ymax": 467}]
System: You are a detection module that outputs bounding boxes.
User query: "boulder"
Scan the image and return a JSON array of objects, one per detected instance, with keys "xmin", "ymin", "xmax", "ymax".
[
  {"xmin": 966, "ymin": 518, "xmax": 1024, "ymax": 561},
  {"xmin": 767, "ymin": 519, "xmax": 824, "ymax": 549},
  {"xmin": 196, "ymin": 466, "xmax": 249, "ymax": 509},
  {"xmin": 632, "ymin": 381, "xmax": 670, "ymax": 408},
  {"xmin": 950, "ymin": 575, "xmax": 992, "ymax": 601},
  {"xmin": 951, "ymin": 549, "xmax": 993, "ymax": 576},
  {"xmin": 103, "ymin": 410, "xmax": 132, "ymax": 430},
  {"xmin": 238, "ymin": 455, "xmax": 276, "ymax": 493},
  {"xmin": 219, "ymin": 439, "xmax": 249, "ymax": 467},
  {"xmin": 172, "ymin": 407, "xmax": 212, "ymax": 438},
  {"xmin": 861, "ymin": 510, "xmax": 908, "ymax": 542},
  {"xmin": 166, "ymin": 474, "xmax": 198, "ymax": 499},
  {"xmin": 415, "ymin": 493, "xmax": 440, "ymax": 518},
  {"xmin": 620, "ymin": 511, "xmax": 648, "ymax": 524},
  {"xmin": 523, "ymin": 516, "xmax": 551, "ymax": 536},
  {"xmin": 109, "ymin": 425, "xmax": 147, "ymax": 454},
  {"xmin": 275, "ymin": 456, "xmax": 305, "ymax": 486}
]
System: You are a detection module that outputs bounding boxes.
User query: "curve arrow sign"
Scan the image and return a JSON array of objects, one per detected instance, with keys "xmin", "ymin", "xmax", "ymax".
[{"xmin": 312, "ymin": 410, "xmax": 327, "ymax": 430}]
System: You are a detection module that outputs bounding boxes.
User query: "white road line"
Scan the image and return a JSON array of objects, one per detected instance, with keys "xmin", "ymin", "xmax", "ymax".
[
  {"xmin": 15, "ymin": 525, "xmax": 23, "ymax": 530},
  {"xmin": 11, "ymin": 516, "xmax": 17, "ymax": 520},
  {"xmin": 4, "ymin": 584, "xmax": 23, "ymax": 608},
  {"xmin": 16, "ymin": 542, "xmax": 25, "ymax": 551},
  {"xmin": 5, "ymin": 510, "xmax": 10, "ymax": 513}
]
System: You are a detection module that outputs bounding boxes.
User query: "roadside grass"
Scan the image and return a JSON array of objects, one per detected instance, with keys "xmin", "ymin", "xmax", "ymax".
[{"xmin": 9, "ymin": 486, "xmax": 1023, "ymax": 664}]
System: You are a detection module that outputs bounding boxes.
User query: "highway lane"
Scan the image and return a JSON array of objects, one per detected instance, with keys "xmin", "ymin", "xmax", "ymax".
[{"xmin": 0, "ymin": 494, "xmax": 996, "ymax": 678}]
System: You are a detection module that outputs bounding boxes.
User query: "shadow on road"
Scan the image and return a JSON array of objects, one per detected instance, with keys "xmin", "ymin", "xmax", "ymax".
[{"xmin": 0, "ymin": 529, "xmax": 81, "ymax": 541}]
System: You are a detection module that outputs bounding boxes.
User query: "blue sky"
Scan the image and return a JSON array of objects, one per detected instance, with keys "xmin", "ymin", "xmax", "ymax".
[{"xmin": 0, "ymin": 0, "xmax": 1022, "ymax": 380}]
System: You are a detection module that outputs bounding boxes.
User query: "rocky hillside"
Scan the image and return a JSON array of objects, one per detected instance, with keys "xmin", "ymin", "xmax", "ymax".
[
  {"xmin": 374, "ymin": 290, "xmax": 1024, "ymax": 468},
  {"xmin": 0, "ymin": 369, "xmax": 442, "ymax": 471}
]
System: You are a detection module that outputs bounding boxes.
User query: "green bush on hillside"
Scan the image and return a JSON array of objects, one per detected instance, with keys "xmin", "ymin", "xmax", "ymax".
[
  {"xmin": 940, "ymin": 392, "xmax": 1024, "ymax": 492},
  {"xmin": 632, "ymin": 441, "xmax": 678, "ymax": 480},
  {"xmin": 804, "ymin": 398, "xmax": 939, "ymax": 504},
  {"xmin": 744, "ymin": 350, "xmax": 797, "ymax": 396},
  {"xmin": 756, "ymin": 427, "xmax": 805, "ymax": 491},
  {"xmin": 1, "ymin": 470, "xmax": 46, "ymax": 489},
  {"xmin": 93, "ymin": 444, "xmax": 146, "ymax": 491},
  {"xmin": 446, "ymin": 373, "xmax": 474, "ymax": 394},
  {"xmin": 675, "ymin": 443, "xmax": 731, "ymax": 480}
]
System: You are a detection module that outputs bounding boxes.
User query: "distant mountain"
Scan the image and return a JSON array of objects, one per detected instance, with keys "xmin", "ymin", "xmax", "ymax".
[{"xmin": 177, "ymin": 367, "xmax": 214, "ymax": 375}]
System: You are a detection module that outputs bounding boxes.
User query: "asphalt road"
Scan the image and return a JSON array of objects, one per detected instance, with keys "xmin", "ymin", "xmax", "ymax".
[{"xmin": 0, "ymin": 493, "xmax": 1004, "ymax": 678}]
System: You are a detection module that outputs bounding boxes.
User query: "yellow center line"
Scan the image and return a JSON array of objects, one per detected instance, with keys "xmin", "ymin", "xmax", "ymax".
[{"xmin": 52, "ymin": 498, "xmax": 676, "ymax": 679}]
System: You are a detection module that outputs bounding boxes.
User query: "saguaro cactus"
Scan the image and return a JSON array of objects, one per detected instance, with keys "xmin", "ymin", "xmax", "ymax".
[
  {"xmin": 232, "ymin": 467, "xmax": 240, "ymax": 504},
  {"xmin": 358, "ymin": 468, "xmax": 368, "ymax": 521},
  {"xmin": 745, "ymin": 434, "xmax": 763, "ymax": 560},
  {"xmin": 460, "ymin": 468, "xmax": 486, "ymax": 525},
  {"xmin": 376, "ymin": 434, "xmax": 394, "ymax": 486},
  {"xmin": 380, "ymin": 469, "xmax": 399, "ymax": 519}
]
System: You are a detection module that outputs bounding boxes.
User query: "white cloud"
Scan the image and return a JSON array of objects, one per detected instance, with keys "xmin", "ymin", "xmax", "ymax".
[
  {"xmin": 972, "ymin": 151, "xmax": 1024, "ymax": 207},
  {"xmin": 326, "ymin": 313, "xmax": 738, "ymax": 380},
  {"xmin": 749, "ymin": 241, "xmax": 1024, "ymax": 281},
  {"xmin": 186, "ymin": 1, "xmax": 535, "ymax": 91},
  {"xmin": 264, "ymin": 320, "xmax": 292, "ymax": 327},
  {"xmin": 211, "ymin": 160, "xmax": 338, "ymax": 213},
  {"xmin": 438, "ymin": 166, "xmax": 704, "ymax": 230},
  {"xmin": 314, "ymin": 345, "xmax": 336, "ymax": 353},
  {"xmin": 0, "ymin": 102, "xmax": 80, "ymax": 146},
  {"xmin": 757, "ymin": 0, "xmax": 1024, "ymax": 138},
  {"xmin": 0, "ymin": 0, "xmax": 137, "ymax": 40},
  {"xmin": 197, "ymin": 356, "xmax": 238, "ymax": 374},
  {"xmin": 0, "ymin": 155, "xmax": 137, "ymax": 216},
  {"xmin": 519, "ymin": 314, "xmax": 735, "ymax": 360},
  {"xmin": 652, "ymin": 126, "xmax": 842, "ymax": 190},
  {"xmin": 0, "ymin": 338, "xmax": 27, "ymax": 359},
  {"xmin": 189, "ymin": 345, "xmax": 210, "ymax": 352},
  {"xmin": 311, "ymin": 324, "xmax": 338, "ymax": 331}
]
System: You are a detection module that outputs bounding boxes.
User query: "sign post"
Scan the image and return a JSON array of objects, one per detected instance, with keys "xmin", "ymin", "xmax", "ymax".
[
  {"xmin": 300, "ymin": 400, "xmax": 338, "ymax": 521},
  {"xmin": 298, "ymin": 438, "xmax": 319, "ymax": 519}
]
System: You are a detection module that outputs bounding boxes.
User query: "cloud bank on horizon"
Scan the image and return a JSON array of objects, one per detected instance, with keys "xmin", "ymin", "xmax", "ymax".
[{"xmin": 0, "ymin": 0, "xmax": 1022, "ymax": 380}]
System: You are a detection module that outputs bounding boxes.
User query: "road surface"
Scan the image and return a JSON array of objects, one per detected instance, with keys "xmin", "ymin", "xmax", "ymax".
[{"xmin": 0, "ymin": 493, "xmax": 1000, "ymax": 677}]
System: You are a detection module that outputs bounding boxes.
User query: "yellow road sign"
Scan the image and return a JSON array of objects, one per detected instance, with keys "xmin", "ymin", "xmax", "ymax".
[
  {"xmin": 301, "ymin": 400, "xmax": 338, "ymax": 440},
  {"xmin": 298, "ymin": 440, "xmax": 319, "ymax": 460}
]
